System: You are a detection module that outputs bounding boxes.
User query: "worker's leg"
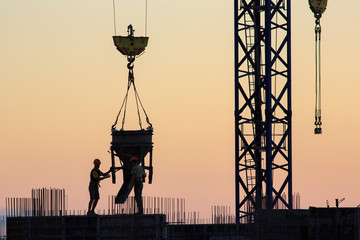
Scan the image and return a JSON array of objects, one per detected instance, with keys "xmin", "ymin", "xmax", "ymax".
[
  {"xmin": 91, "ymin": 199, "xmax": 98, "ymax": 212},
  {"xmin": 88, "ymin": 183, "xmax": 95, "ymax": 213},
  {"xmin": 88, "ymin": 199, "xmax": 94, "ymax": 212},
  {"xmin": 90, "ymin": 185, "xmax": 100, "ymax": 213},
  {"xmin": 88, "ymin": 183, "xmax": 99, "ymax": 214},
  {"xmin": 134, "ymin": 181, "xmax": 143, "ymax": 214}
]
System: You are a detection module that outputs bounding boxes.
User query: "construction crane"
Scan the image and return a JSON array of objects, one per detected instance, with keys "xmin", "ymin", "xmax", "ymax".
[
  {"xmin": 309, "ymin": 0, "xmax": 327, "ymax": 134},
  {"xmin": 234, "ymin": 0, "xmax": 329, "ymax": 223},
  {"xmin": 110, "ymin": 25, "xmax": 154, "ymax": 204},
  {"xmin": 234, "ymin": 0, "xmax": 292, "ymax": 223}
]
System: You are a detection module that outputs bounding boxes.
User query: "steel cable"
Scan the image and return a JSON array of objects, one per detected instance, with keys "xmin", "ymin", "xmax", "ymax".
[
  {"xmin": 314, "ymin": 19, "xmax": 322, "ymax": 134},
  {"xmin": 112, "ymin": 58, "xmax": 152, "ymax": 130}
]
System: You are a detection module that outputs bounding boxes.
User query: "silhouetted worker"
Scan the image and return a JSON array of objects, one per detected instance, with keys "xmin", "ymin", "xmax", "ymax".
[
  {"xmin": 129, "ymin": 156, "xmax": 146, "ymax": 214},
  {"xmin": 88, "ymin": 159, "xmax": 111, "ymax": 215}
]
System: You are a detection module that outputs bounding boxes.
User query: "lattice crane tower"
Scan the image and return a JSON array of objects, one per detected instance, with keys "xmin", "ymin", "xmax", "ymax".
[{"xmin": 234, "ymin": 0, "xmax": 292, "ymax": 223}]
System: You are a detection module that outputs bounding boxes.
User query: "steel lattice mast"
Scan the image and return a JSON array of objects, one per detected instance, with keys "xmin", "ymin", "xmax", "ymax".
[{"xmin": 234, "ymin": 0, "xmax": 292, "ymax": 223}]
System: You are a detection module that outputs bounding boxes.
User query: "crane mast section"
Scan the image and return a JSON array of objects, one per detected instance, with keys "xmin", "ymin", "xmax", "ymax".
[{"xmin": 234, "ymin": 0, "xmax": 292, "ymax": 223}]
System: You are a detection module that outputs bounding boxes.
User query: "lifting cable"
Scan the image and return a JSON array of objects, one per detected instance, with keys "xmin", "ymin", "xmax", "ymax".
[
  {"xmin": 112, "ymin": 0, "xmax": 148, "ymax": 37},
  {"xmin": 113, "ymin": 0, "xmax": 117, "ymax": 35},
  {"xmin": 111, "ymin": 1, "xmax": 151, "ymax": 131},
  {"xmin": 309, "ymin": 0, "xmax": 327, "ymax": 134},
  {"xmin": 314, "ymin": 18, "xmax": 322, "ymax": 134},
  {"xmin": 145, "ymin": 0, "xmax": 148, "ymax": 36},
  {"xmin": 111, "ymin": 56, "xmax": 152, "ymax": 131}
]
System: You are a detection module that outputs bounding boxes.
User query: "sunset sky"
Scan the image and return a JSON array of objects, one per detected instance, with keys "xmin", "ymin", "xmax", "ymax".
[{"xmin": 1, "ymin": 0, "xmax": 360, "ymax": 218}]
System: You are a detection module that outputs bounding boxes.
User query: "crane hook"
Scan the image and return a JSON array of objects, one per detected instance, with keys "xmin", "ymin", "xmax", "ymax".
[{"xmin": 127, "ymin": 56, "xmax": 135, "ymax": 70}]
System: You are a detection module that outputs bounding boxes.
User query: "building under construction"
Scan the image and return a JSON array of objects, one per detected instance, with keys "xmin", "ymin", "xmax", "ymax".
[
  {"xmin": 5, "ymin": 0, "xmax": 360, "ymax": 239},
  {"xmin": 3, "ymin": 189, "xmax": 360, "ymax": 239},
  {"xmin": 5, "ymin": 202, "xmax": 360, "ymax": 239}
]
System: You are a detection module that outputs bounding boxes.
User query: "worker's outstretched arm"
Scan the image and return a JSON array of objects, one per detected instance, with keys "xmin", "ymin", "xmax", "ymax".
[
  {"xmin": 97, "ymin": 169, "xmax": 111, "ymax": 181},
  {"xmin": 102, "ymin": 168, "xmax": 112, "ymax": 176}
]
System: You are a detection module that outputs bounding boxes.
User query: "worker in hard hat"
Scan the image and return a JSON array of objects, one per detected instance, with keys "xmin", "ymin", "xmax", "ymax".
[
  {"xmin": 129, "ymin": 156, "xmax": 146, "ymax": 214},
  {"xmin": 87, "ymin": 159, "xmax": 111, "ymax": 215}
]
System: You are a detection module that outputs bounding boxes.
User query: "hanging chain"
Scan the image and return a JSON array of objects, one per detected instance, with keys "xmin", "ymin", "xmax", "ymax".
[
  {"xmin": 111, "ymin": 74, "xmax": 131, "ymax": 131},
  {"xmin": 111, "ymin": 56, "xmax": 152, "ymax": 131},
  {"xmin": 123, "ymin": 58, "xmax": 135, "ymax": 130},
  {"xmin": 133, "ymin": 83, "xmax": 152, "ymax": 128},
  {"xmin": 128, "ymin": 57, "xmax": 143, "ymax": 129},
  {"xmin": 314, "ymin": 18, "xmax": 322, "ymax": 134}
]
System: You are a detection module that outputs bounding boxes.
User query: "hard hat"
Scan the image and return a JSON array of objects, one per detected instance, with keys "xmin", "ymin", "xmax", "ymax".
[
  {"xmin": 93, "ymin": 159, "xmax": 101, "ymax": 165},
  {"xmin": 130, "ymin": 156, "xmax": 138, "ymax": 162}
]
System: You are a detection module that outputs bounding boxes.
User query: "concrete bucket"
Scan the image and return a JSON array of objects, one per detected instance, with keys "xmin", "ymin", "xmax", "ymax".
[{"xmin": 110, "ymin": 129, "xmax": 153, "ymax": 204}]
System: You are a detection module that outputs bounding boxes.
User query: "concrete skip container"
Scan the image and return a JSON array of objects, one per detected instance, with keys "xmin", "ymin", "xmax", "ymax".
[{"xmin": 110, "ymin": 129, "xmax": 153, "ymax": 204}]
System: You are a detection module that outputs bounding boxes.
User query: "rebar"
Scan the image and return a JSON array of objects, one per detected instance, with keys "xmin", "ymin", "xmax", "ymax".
[{"xmin": 6, "ymin": 188, "xmax": 66, "ymax": 217}]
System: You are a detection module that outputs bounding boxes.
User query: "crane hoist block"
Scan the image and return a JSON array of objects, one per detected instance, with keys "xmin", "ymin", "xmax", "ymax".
[
  {"xmin": 309, "ymin": 0, "xmax": 327, "ymax": 16},
  {"xmin": 113, "ymin": 36, "xmax": 149, "ymax": 56}
]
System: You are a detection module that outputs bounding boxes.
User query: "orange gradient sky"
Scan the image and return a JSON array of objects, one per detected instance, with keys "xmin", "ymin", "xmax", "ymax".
[{"xmin": 1, "ymin": 0, "xmax": 360, "ymax": 218}]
